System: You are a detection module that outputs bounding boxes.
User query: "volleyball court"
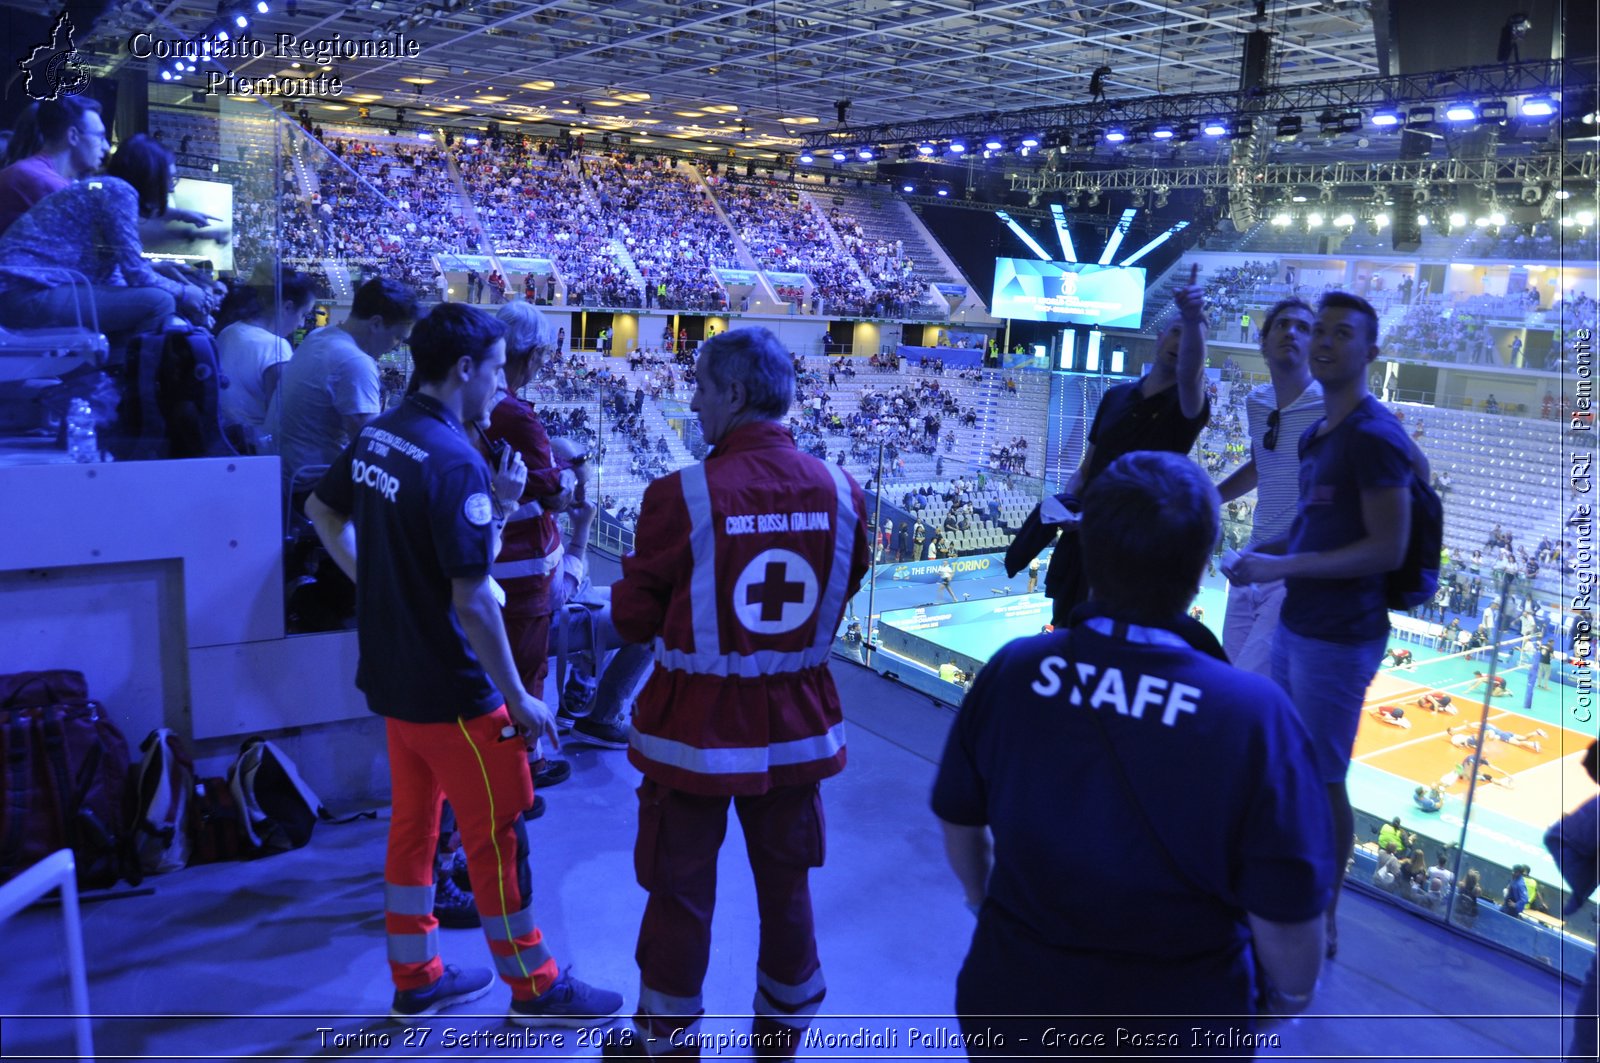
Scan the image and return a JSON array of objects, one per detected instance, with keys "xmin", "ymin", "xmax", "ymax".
[{"xmin": 1348, "ymin": 639, "xmax": 1589, "ymax": 825}]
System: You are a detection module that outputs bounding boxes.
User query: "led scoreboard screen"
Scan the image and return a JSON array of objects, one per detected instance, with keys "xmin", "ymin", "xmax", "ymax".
[{"xmin": 990, "ymin": 259, "xmax": 1146, "ymax": 328}]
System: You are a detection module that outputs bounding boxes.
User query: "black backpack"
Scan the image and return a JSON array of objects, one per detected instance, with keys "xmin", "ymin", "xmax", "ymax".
[
  {"xmin": 1387, "ymin": 473, "xmax": 1444, "ymax": 610},
  {"xmin": 110, "ymin": 324, "xmax": 236, "ymax": 460}
]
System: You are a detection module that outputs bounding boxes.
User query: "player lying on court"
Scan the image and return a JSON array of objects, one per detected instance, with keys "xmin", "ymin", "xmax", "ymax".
[
  {"xmin": 1448, "ymin": 720, "xmax": 1546, "ymax": 753},
  {"xmin": 1416, "ymin": 690, "xmax": 1458, "ymax": 715},
  {"xmin": 1440, "ymin": 753, "xmax": 1514, "ymax": 790},
  {"xmin": 1468, "ymin": 671, "xmax": 1512, "ymax": 696},
  {"xmin": 1368, "ymin": 704, "xmax": 1412, "ymax": 729}
]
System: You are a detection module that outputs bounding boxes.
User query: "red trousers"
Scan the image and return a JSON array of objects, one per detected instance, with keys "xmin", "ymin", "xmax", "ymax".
[
  {"xmin": 504, "ymin": 607, "xmax": 553, "ymax": 701},
  {"xmin": 631, "ymin": 779, "xmax": 828, "ymax": 1058},
  {"xmin": 383, "ymin": 709, "xmax": 559, "ymax": 999}
]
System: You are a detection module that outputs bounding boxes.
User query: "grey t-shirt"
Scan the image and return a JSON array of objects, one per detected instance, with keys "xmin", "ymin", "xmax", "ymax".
[{"xmin": 271, "ymin": 325, "xmax": 380, "ymax": 484}]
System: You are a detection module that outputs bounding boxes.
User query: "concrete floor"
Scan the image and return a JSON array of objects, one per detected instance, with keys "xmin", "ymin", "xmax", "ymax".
[{"xmin": 5, "ymin": 655, "xmax": 1587, "ymax": 1062}]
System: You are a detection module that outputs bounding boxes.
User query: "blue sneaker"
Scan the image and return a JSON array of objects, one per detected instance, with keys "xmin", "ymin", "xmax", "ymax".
[
  {"xmin": 508, "ymin": 969, "xmax": 623, "ymax": 1028},
  {"xmin": 390, "ymin": 965, "xmax": 493, "ymax": 1024}
]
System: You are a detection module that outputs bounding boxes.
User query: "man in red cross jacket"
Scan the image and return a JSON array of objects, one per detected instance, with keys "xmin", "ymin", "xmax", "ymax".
[{"xmin": 608, "ymin": 327, "xmax": 870, "ymax": 1060}]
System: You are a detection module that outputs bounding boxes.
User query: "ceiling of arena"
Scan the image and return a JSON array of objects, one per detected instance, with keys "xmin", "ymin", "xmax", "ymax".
[{"xmin": 37, "ymin": 0, "xmax": 1396, "ymax": 158}]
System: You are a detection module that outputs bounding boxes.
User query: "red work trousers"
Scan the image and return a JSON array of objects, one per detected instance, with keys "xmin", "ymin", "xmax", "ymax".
[
  {"xmin": 383, "ymin": 708, "xmax": 559, "ymax": 999},
  {"xmin": 631, "ymin": 779, "xmax": 828, "ymax": 1059}
]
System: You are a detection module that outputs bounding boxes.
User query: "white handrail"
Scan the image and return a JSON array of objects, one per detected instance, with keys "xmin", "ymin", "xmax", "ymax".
[{"xmin": 0, "ymin": 849, "xmax": 94, "ymax": 1062}]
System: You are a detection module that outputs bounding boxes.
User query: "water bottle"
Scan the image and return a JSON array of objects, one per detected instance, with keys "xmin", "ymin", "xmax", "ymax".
[{"xmin": 66, "ymin": 398, "xmax": 99, "ymax": 463}]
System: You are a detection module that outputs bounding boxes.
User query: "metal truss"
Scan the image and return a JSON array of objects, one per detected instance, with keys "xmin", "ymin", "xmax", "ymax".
[
  {"xmin": 800, "ymin": 58, "xmax": 1595, "ymax": 155},
  {"xmin": 1005, "ymin": 151, "xmax": 1599, "ymax": 195}
]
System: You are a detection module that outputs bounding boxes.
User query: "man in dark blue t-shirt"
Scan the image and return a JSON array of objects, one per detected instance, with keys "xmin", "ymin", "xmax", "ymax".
[
  {"xmin": 1225, "ymin": 291, "xmax": 1424, "ymax": 960},
  {"xmin": 936, "ymin": 452, "xmax": 1335, "ymax": 1053},
  {"xmin": 308, "ymin": 302, "xmax": 618, "ymax": 1028}
]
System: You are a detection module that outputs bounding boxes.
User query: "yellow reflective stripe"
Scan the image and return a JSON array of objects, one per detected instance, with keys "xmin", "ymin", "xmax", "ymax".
[
  {"xmin": 455, "ymin": 716, "xmax": 530, "ymax": 982},
  {"xmin": 494, "ymin": 942, "xmax": 553, "ymax": 978},
  {"xmin": 482, "ymin": 904, "xmax": 537, "ymax": 941}
]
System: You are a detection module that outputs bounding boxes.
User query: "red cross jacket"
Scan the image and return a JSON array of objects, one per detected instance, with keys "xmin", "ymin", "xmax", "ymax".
[
  {"xmin": 484, "ymin": 394, "xmax": 567, "ymax": 616},
  {"xmin": 611, "ymin": 421, "xmax": 870, "ymax": 796}
]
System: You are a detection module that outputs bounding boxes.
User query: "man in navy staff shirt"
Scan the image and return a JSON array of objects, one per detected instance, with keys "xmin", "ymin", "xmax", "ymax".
[
  {"xmin": 307, "ymin": 303, "xmax": 621, "ymax": 1028},
  {"xmin": 936, "ymin": 451, "xmax": 1334, "ymax": 1053}
]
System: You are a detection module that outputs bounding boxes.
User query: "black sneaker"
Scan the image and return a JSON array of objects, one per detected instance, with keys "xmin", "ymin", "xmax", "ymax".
[
  {"xmin": 570, "ymin": 718, "xmax": 630, "ymax": 750},
  {"xmin": 507, "ymin": 969, "xmax": 624, "ymax": 1028},
  {"xmin": 433, "ymin": 871, "xmax": 480, "ymax": 929},
  {"xmin": 533, "ymin": 759, "xmax": 572, "ymax": 787},
  {"xmin": 390, "ymin": 964, "xmax": 493, "ymax": 1024},
  {"xmin": 523, "ymin": 795, "xmax": 547, "ymax": 821},
  {"xmin": 561, "ymin": 672, "xmax": 599, "ymax": 718}
]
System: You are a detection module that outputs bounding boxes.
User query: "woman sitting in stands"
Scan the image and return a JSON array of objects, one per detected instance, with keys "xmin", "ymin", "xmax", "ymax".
[
  {"xmin": 0, "ymin": 134, "xmax": 213, "ymax": 351},
  {"xmin": 214, "ymin": 267, "xmax": 318, "ymax": 453}
]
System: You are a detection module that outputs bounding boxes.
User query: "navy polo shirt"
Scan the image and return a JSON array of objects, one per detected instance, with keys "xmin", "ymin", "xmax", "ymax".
[
  {"xmin": 932, "ymin": 612, "xmax": 1334, "ymax": 1002},
  {"xmin": 315, "ymin": 392, "xmax": 503, "ymax": 724},
  {"xmin": 1281, "ymin": 395, "xmax": 1413, "ymax": 643}
]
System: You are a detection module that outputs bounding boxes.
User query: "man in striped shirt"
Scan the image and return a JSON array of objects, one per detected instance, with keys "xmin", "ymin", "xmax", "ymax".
[{"xmin": 1218, "ymin": 298, "xmax": 1322, "ymax": 676}]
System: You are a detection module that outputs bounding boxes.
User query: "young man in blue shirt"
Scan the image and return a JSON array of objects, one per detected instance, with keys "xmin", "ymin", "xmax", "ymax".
[
  {"xmin": 307, "ymin": 303, "xmax": 620, "ymax": 1027},
  {"xmin": 1226, "ymin": 291, "xmax": 1425, "ymax": 959}
]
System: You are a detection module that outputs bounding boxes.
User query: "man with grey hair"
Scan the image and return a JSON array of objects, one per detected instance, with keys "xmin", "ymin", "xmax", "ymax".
[
  {"xmin": 607, "ymin": 326, "xmax": 871, "ymax": 1059},
  {"xmin": 486, "ymin": 299, "xmax": 579, "ymax": 782}
]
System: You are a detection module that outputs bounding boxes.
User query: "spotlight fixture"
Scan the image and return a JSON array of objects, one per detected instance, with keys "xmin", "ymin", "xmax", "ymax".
[
  {"xmin": 1332, "ymin": 212, "xmax": 1355, "ymax": 227},
  {"xmin": 935, "ymin": 182, "xmax": 951, "ymax": 197},
  {"xmin": 1229, "ymin": 117, "xmax": 1255, "ymax": 139},
  {"xmin": 1074, "ymin": 131, "xmax": 1097, "ymax": 150},
  {"xmin": 1275, "ymin": 115, "xmax": 1302, "ymax": 139},
  {"xmin": 1488, "ymin": 209, "xmax": 1507, "ymax": 226},
  {"xmin": 255, "ymin": 0, "xmax": 268, "ymax": 12},
  {"xmin": 1317, "ymin": 110, "xmax": 1341, "ymax": 136},
  {"xmin": 464, "ymin": 136, "xmax": 479, "ymax": 146},
  {"xmin": 1270, "ymin": 212, "xmax": 1292, "ymax": 227},
  {"xmin": 1201, "ymin": 117, "xmax": 1228, "ymax": 137},
  {"xmin": 1578, "ymin": 210, "xmax": 1596, "ymax": 226},
  {"xmin": 1291, "ymin": 189, "xmax": 1309, "ymax": 203},
  {"xmin": 983, "ymin": 135, "xmax": 1004, "ymax": 152},
  {"xmin": 916, "ymin": 142, "xmax": 936, "ymax": 156},
  {"xmin": 831, "ymin": 148, "xmax": 848, "ymax": 162},
  {"xmin": 1371, "ymin": 105, "xmax": 1402, "ymax": 127},
  {"xmin": 948, "ymin": 139, "xmax": 967, "ymax": 155},
  {"xmin": 1373, "ymin": 212, "xmax": 1390, "ymax": 228},
  {"xmin": 1449, "ymin": 211, "xmax": 1467, "ymax": 227},
  {"xmin": 901, "ymin": 180, "xmax": 917, "ymax": 194},
  {"xmin": 1443, "ymin": 100, "xmax": 1477, "ymax": 122},
  {"xmin": 1151, "ymin": 123, "xmax": 1174, "ymax": 140},
  {"xmin": 1477, "ymin": 99, "xmax": 1508, "ymax": 122},
  {"xmin": 234, "ymin": 10, "xmax": 249, "ymax": 26},
  {"xmin": 1339, "ymin": 109, "xmax": 1363, "ymax": 132},
  {"xmin": 1020, "ymin": 133, "xmax": 1041, "ymax": 148},
  {"xmin": 1306, "ymin": 211, "xmax": 1324, "ymax": 227},
  {"xmin": 1521, "ymin": 95, "xmax": 1558, "ymax": 117},
  {"xmin": 1177, "ymin": 121, "xmax": 1200, "ymax": 143},
  {"xmin": 1102, "ymin": 126, "xmax": 1127, "ymax": 144},
  {"xmin": 1417, "ymin": 213, "xmax": 1429, "ymax": 227},
  {"xmin": 798, "ymin": 150, "xmax": 814, "ymax": 164},
  {"xmin": 1406, "ymin": 106, "xmax": 1436, "ymax": 128}
]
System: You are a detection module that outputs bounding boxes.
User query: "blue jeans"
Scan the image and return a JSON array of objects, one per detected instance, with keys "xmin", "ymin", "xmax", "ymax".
[
  {"xmin": 1271, "ymin": 627, "xmax": 1387, "ymax": 784},
  {"xmin": 0, "ymin": 282, "xmax": 174, "ymax": 346}
]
